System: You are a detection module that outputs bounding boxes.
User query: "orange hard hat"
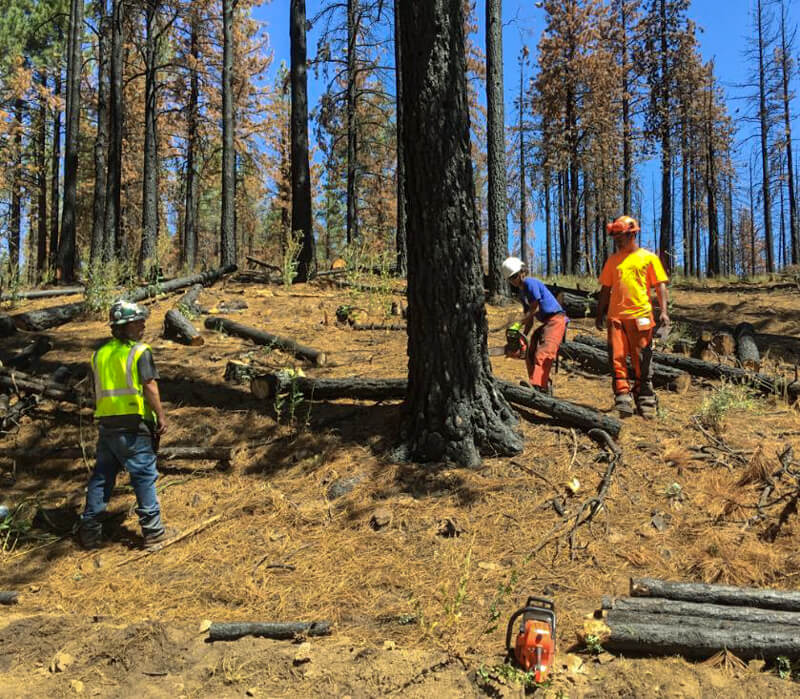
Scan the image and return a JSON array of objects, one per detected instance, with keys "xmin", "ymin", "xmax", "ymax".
[{"xmin": 607, "ymin": 215, "xmax": 640, "ymax": 235}]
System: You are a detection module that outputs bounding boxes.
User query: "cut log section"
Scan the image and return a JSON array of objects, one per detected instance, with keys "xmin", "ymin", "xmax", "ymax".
[
  {"xmin": 711, "ymin": 329, "xmax": 735, "ymax": 356},
  {"xmin": 559, "ymin": 340, "xmax": 691, "ymax": 392},
  {"xmin": 602, "ymin": 596, "xmax": 800, "ymax": 627},
  {"xmin": 692, "ymin": 330, "xmax": 714, "ymax": 361},
  {"xmin": 224, "ymin": 361, "xmax": 256, "ymax": 384},
  {"xmin": 734, "ymin": 322, "xmax": 760, "ymax": 370},
  {"xmin": 14, "ymin": 264, "xmax": 237, "ymax": 331},
  {"xmin": 247, "ymin": 372, "xmax": 622, "ymax": 438},
  {"xmin": 208, "ymin": 621, "xmax": 332, "ymax": 641},
  {"xmin": 582, "ymin": 617, "xmax": 800, "ymax": 660},
  {"xmin": 163, "ymin": 309, "xmax": 204, "ymax": 346},
  {"xmin": 572, "ymin": 334, "xmax": 799, "ymax": 402},
  {"xmin": 205, "ymin": 316, "xmax": 327, "ymax": 366},
  {"xmin": 556, "ymin": 292, "xmax": 598, "ymax": 318},
  {"xmin": 630, "ymin": 577, "xmax": 800, "ymax": 612},
  {"xmin": 604, "ymin": 610, "xmax": 800, "ymax": 633},
  {"xmin": 0, "ymin": 591, "xmax": 19, "ymax": 605}
]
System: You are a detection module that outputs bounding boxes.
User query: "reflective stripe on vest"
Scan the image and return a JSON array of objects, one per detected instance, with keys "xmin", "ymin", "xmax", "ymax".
[{"xmin": 92, "ymin": 339, "xmax": 153, "ymax": 419}]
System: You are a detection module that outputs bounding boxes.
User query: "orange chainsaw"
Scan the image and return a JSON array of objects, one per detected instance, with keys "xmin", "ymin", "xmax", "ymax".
[{"xmin": 506, "ymin": 597, "xmax": 556, "ymax": 683}]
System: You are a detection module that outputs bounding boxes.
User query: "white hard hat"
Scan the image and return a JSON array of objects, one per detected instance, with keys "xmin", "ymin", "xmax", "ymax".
[{"xmin": 501, "ymin": 257, "xmax": 524, "ymax": 280}]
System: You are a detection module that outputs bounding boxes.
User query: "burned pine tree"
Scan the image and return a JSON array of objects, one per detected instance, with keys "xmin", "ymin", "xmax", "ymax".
[{"xmin": 395, "ymin": 0, "xmax": 522, "ymax": 468}]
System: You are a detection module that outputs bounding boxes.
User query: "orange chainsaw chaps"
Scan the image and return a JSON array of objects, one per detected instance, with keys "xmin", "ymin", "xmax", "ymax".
[{"xmin": 515, "ymin": 619, "xmax": 555, "ymax": 683}]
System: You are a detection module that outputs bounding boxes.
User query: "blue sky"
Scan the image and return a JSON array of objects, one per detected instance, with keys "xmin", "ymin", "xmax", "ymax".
[{"xmin": 252, "ymin": 1, "xmax": 799, "ymax": 269}]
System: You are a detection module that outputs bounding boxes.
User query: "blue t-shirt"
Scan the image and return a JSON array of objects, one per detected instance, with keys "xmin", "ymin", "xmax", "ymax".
[{"xmin": 520, "ymin": 278, "xmax": 564, "ymax": 322}]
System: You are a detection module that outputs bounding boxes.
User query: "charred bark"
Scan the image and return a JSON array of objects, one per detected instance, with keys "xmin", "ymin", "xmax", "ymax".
[
  {"xmin": 290, "ymin": 0, "xmax": 315, "ymax": 282},
  {"xmin": 396, "ymin": 0, "xmax": 523, "ymax": 467},
  {"xmin": 631, "ymin": 577, "xmax": 800, "ymax": 611},
  {"xmin": 164, "ymin": 309, "xmax": 203, "ymax": 346},
  {"xmin": 220, "ymin": 0, "xmax": 236, "ymax": 267},
  {"xmin": 208, "ymin": 621, "xmax": 331, "ymax": 641},
  {"xmin": 734, "ymin": 322, "xmax": 760, "ymax": 370}
]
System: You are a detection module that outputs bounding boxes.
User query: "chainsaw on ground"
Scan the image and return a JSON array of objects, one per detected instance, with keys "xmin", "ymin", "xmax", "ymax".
[{"xmin": 506, "ymin": 597, "xmax": 556, "ymax": 683}]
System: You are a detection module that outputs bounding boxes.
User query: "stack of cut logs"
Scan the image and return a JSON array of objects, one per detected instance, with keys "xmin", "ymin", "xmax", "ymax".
[{"xmin": 582, "ymin": 577, "xmax": 800, "ymax": 660}]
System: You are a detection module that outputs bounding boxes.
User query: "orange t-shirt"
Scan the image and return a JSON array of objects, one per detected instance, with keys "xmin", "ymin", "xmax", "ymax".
[{"xmin": 598, "ymin": 248, "xmax": 668, "ymax": 320}]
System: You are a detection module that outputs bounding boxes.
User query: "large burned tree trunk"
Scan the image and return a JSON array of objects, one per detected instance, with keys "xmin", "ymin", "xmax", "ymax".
[{"xmin": 396, "ymin": 0, "xmax": 522, "ymax": 468}]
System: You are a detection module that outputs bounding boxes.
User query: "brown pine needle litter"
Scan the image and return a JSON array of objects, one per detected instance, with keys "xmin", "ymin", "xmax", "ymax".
[{"xmin": 1, "ymin": 282, "xmax": 799, "ymax": 660}]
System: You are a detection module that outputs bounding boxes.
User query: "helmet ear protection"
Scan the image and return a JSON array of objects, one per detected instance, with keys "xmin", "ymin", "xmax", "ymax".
[
  {"xmin": 108, "ymin": 300, "xmax": 149, "ymax": 326},
  {"xmin": 502, "ymin": 257, "xmax": 525, "ymax": 280},
  {"xmin": 607, "ymin": 215, "xmax": 640, "ymax": 236}
]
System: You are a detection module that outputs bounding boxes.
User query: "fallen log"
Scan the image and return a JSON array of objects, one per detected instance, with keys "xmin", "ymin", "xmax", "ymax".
[
  {"xmin": 605, "ymin": 610, "xmax": 800, "ymax": 633},
  {"xmin": 252, "ymin": 373, "xmax": 405, "ymax": 402},
  {"xmin": 205, "ymin": 316, "xmax": 327, "ymax": 366},
  {"xmin": 630, "ymin": 577, "xmax": 800, "ymax": 611},
  {"xmin": 559, "ymin": 340, "xmax": 691, "ymax": 392},
  {"xmin": 177, "ymin": 284, "xmax": 204, "ymax": 314},
  {"xmin": 0, "ymin": 591, "xmax": 19, "ymax": 605},
  {"xmin": 4, "ymin": 335, "xmax": 53, "ymax": 368},
  {"xmin": 602, "ymin": 596, "xmax": 800, "ymax": 627},
  {"xmin": 572, "ymin": 334, "xmax": 799, "ymax": 402},
  {"xmin": 735, "ymin": 322, "xmax": 760, "ymax": 370},
  {"xmin": 351, "ymin": 323, "xmax": 406, "ymax": 331},
  {"xmin": 498, "ymin": 381, "xmax": 622, "ymax": 438},
  {"xmin": 248, "ymin": 372, "xmax": 622, "ymax": 438},
  {"xmin": 1, "ymin": 394, "xmax": 39, "ymax": 431},
  {"xmin": 245, "ymin": 255, "xmax": 281, "ymax": 274},
  {"xmin": 0, "ymin": 315, "xmax": 16, "ymax": 337},
  {"xmin": 208, "ymin": 621, "xmax": 332, "ymax": 642},
  {"xmin": 711, "ymin": 329, "xmax": 735, "ymax": 356},
  {"xmin": 331, "ymin": 279, "xmax": 407, "ymax": 296},
  {"xmin": 582, "ymin": 617, "xmax": 800, "ymax": 660},
  {"xmin": 164, "ymin": 309, "xmax": 204, "ymax": 346},
  {"xmin": 557, "ymin": 292, "xmax": 598, "ymax": 318},
  {"xmin": 14, "ymin": 264, "xmax": 237, "ymax": 331},
  {"xmin": 1, "ymin": 286, "xmax": 84, "ymax": 301},
  {"xmin": 224, "ymin": 360, "xmax": 256, "ymax": 384}
]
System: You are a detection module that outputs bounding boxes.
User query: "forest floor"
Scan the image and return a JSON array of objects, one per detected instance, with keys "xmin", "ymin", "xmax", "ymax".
[{"xmin": 0, "ymin": 273, "xmax": 799, "ymax": 697}]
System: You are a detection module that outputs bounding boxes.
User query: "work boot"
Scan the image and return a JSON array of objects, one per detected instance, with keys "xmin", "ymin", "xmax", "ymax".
[
  {"xmin": 142, "ymin": 526, "xmax": 179, "ymax": 551},
  {"xmin": 78, "ymin": 523, "xmax": 103, "ymax": 551},
  {"xmin": 614, "ymin": 392, "xmax": 635, "ymax": 417},
  {"xmin": 636, "ymin": 394, "xmax": 658, "ymax": 419}
]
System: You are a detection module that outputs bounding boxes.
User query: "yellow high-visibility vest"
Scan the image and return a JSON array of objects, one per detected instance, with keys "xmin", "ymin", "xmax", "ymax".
[{"xmin": 91, "ymin": 339, "xmax": 155, "ymax": 422}]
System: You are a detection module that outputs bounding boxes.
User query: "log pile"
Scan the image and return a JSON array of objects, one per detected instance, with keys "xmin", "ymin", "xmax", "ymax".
[
  {"xmin": 571, "ymin": 334, "xmax": 800, "ymax": 403},
  {"xmin": 249, "ymin": 372, "xmax": 621, "ymax": 438},
  {"xmin": 582, "ymin": 577, "xmax": 800, "ymax": 660}
]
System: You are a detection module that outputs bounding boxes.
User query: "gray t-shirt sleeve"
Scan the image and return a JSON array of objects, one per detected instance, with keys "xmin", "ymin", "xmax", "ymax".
[{"xmin": 137, "ymin": 349, "xmax": 159, "ymax": 382}]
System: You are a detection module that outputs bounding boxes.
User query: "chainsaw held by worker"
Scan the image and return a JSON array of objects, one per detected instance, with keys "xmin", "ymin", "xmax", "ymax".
[
  {"xmin": 489, "ymin": 322, "xmax": 529, "ymax": 358},
  {"xmin": 506, "ymin": 597, "xmax": 556, "ymax": 683}
]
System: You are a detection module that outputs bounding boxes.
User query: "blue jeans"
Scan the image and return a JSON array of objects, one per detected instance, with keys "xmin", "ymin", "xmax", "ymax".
[{"xmin": 81, "ymin": 429, "xmax": 164, "ymax": 538}]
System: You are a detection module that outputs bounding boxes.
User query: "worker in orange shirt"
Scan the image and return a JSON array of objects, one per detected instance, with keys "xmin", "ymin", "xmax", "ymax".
[{"xmin": 595, "ymin": 215, "xmax": 670, "ymax": 418}]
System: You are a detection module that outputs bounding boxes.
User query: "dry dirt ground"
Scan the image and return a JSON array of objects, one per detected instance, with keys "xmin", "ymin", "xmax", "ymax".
[{"xmin": 0, "ymin": 274, "xmax": 799, "ymax": 697}]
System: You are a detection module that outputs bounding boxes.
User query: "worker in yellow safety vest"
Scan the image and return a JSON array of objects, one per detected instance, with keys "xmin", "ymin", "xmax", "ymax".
[{"xmin": 79, "ymin": 300, "xmax": 175, "ymax": 550}]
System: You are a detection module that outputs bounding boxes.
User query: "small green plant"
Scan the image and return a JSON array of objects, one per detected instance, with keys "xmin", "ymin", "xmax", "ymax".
[
  {"xmin": 476, "ymin": 662, "xmax": 543, "ymax": 690},
  {"xmin": 776, "ymin": 655, "xmax": 793, "ymax": 680},
  {"xmin": 0, "ymin": 500, "xmax": 35, "ymax": 553},
  {"xmin": 441, "ymin": 540, "xmax": 473, "ymax": 626},
  {"xmin": 273, "ymin": 369, "xmax": 306, "ymax": 423},
  {"xmin": 584, "ymin": 634, "xmax": 604, "ymax": 655},
  {"xmin": 697, "ymin": 382, "xmax": 757, "ymax": 431},
  {"xmin": 281, "ymin": 234, "xmax": 303, "ymax": 287},
  {"xmin": 665, "ymin": 482, "xmax": 683, "ymax": 501},
  {"xmin": 482, "ymin": 570, "xmax": 520, "ymax": 636}
]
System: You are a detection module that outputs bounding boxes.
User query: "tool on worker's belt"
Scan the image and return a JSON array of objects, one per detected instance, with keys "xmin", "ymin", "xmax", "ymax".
[
  {"xmin": 506, "ymin": 597, "xmax": 556, "ymax": 683},
  {"xmin": 505, "ymin": 322, "xmax": 528, "ymax": 359}
]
